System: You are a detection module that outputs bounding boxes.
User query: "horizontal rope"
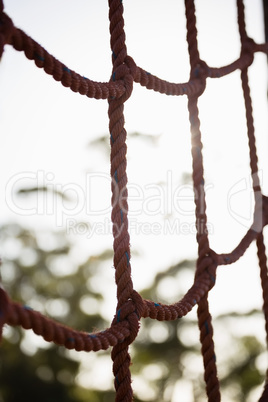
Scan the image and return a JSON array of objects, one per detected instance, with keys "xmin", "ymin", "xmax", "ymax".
[
  {"xmin": 1, "ymin": 1, "xmax": 268, "ymax": 400},
  {"xmin": 1, "ymin": 253, "xmax": 218, "ymax": 346},
  {"xmin": 5, "ymin": 297, "xmax": 131, "ymax": 352},
  {"xmin": 0, "ymin": 14, "xmax": 265, "ymax": 100}
]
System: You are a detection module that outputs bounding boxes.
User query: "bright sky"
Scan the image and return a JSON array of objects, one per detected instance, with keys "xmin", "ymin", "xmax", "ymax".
[{"xmin": 0, "ymin": 1, "xmax": 267, "ymax": 400}]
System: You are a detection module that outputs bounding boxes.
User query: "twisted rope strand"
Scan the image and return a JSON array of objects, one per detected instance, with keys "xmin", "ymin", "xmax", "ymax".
[
  {"xmin": 237, "ymin": 0, "xmax": 248, "ymax": 42},
  {"xmin": 257, "ymin": 234, "xmax": 268, "ymax": 340},
  {"xmin": 256, "ymin": 233, "xmax": 268, "ymax": 400},
  {"xmin": 0, "ymin": 0, "xmax": 267, "ymax": 400},
  {"xmin": 10, "ymin": 25, "xmax": 125, "ymax": 100},
  {"xmin": 0, "ymin": 290, "xmax": 130, "ymax": 351},
  {"xmin": 198, "ymin": 297, "xmax": 220, "ymax": 401},
  {"xmin": 0, "ymin": 9, "xmax": 264, "ymax": 101},
  {"xmin": 184, "ymin": 1, "xmax": 220, "ymax": 398},
  {"xmin": 237, "ymin": 0, "xmax": 263, "ymax": 237},
  {"xmin": 241, "ymin": 68, "xmax": 263, "ymax": 229},
  {"xmin": 108, "ymin": 1, "xmax": 140, "ymax": 399},
  {"xmin": 142, "ymin": 256, "xmax": 217, "ymax": 320},
  {"xmin": 218, "ymin": 228, "xmax": 258, "ymax": 266},
  {"xmin": 185, "ymin": 0, "xmax": 200, "ymax": 69}
]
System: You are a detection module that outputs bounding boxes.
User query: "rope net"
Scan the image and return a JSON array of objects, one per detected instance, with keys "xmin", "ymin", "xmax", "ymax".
[{"xmin": 0, "ymin": 1, "xmax": 268, "ymax": 401}]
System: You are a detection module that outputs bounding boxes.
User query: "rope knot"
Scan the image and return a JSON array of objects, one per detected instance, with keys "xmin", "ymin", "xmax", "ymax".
[
  {"xmin": 113, "ymin": 290, "xmax": 143, "ymax": 345},
  {"xmin": 190, "ymin": 59, "xmax": 208, "ymax": 97},
  {"xmin": 111, "ymin": 56, "xmax": 136, "ymax": 102},
  {"xmin": 195, "ymin": 250, "xmax": 218, "ymax": 291},
  {"xmin": 0, "ymin": 11, "xmax": 14, "ymax": 57},
  {"xmin": 241, "ymin": 37, "xmax": 255, "ymax": 68}
]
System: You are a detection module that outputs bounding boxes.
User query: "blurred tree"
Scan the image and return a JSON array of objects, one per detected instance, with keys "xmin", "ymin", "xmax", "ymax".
[
  {"xmin": 0, "ymin": 223, "xmax": 114, "ymax": 402},
  {"xmin": 0, "ymin": 223, "xmax": 265, "ymax": 401}
]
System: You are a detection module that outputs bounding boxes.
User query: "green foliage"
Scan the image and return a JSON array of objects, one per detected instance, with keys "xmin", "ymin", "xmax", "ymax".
[
  {"xmin": 0, "ymin": 223, "xmax": 266, "ymax": 401},
  {"xmin": 0, "ymin": 341, "xmax": 78, "ymax": 402},
  {"xmin": 0, "ymin": 223, "xmax": 112, "ymax": 402}
]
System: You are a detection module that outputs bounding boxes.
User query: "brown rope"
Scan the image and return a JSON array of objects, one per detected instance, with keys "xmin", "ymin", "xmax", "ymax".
[
  {"xmin": 0, "ymin": 0, "xmax": 268, "ymax": 400},
  {"xmin": 108, "ymin": 1, "xmax": 140, "ymax": 399},
  {"xmin": 184, "ymin": 1, "xmax": 220, "ymax": 398},
  {"xmin": 0, "ymin": 14, "xmax": 259, "ymax": 99},
  {"xmin": 197, "ymin": 297, "xmax": 220, "ymax": 402}
]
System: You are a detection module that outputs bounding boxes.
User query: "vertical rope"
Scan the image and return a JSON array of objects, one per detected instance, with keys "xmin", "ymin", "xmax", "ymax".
[
  {"xmin": 108, "ymin": 1, "xmax": 139, "ymax": 400},
  {"xmin": 197, "ymin": 297, "xmax": 220, "ymax": 402},
  {"xmin": 0, "ymin": 1, "xmax": 13, "ymax": 342},
  {"xmin": 240, "ymin": 68, "xmax": 263, "ymax": 233},
  {"xmin": 237, "ymin": 0, "xmax": 247, "ymax": 42},
  {"xmin": 257, "ymin": 233, "xmax": 268, "ymax": 400},
  {"xmin": 0, "ymin": 0, "xmax": 267, "ymax": 400},
  {"xmin": 185, "ymin": 1, "xmax": 220, "ymax": 399},
  {"xmin": 237, "ymin": 2, "xmax": 268, "ymax": 398},
  {"xmin": 185, "ymin": 0, "xmax": 220, "ymax": 402},
  {"xmin": 185, "ymin": 0, "xmax": 200, "ymax": 69},
  {"xmin": 184, "ymin": 0, "xmax": 208, "ymax": 255},
  {"xmin": 240, "ymin": 68, "xmax": 259, "ymax": 183},
  {"xmin": 238, "ymin": 0, "xmax": 262, "ymax": 234},
  {"xmin": 257, "ymin": 234, "xmax": 268, "ymax": 346},
  {"xmin": 187, "ymin": 97, "xmax": 209, "ymax": 255}
]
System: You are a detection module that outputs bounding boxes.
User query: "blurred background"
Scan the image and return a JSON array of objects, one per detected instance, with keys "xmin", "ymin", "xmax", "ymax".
[{"xmin": 0, "ymin": 1, "xmax": 267, "ymax": 401}]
